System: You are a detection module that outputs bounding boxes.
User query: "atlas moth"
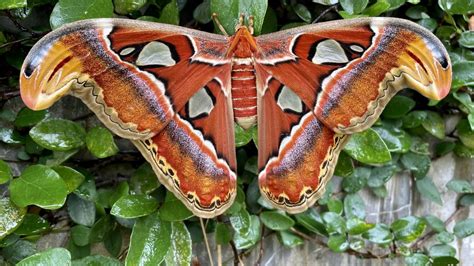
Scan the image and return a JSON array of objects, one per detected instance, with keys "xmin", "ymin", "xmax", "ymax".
[{"xmin": 19, "ymin": 14, "xmax": 452, "ymax": 218}]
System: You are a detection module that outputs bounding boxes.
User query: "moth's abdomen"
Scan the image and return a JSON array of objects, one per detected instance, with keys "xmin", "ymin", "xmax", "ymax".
[{"xmin": 231, "ymin": 57, "xmax": 257, "ymax": 129}]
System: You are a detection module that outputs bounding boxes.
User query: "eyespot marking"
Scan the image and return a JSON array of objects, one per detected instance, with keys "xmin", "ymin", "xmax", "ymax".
[
  {"xmin": 312, "ymin": 39, "xmax": 349, "ymax": 64},
  {"xmin": 136, "ymin": 41, "xmax": 176, "ymax": 67}
]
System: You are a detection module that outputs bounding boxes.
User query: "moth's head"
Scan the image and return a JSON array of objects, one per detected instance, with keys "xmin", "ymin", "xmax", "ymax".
[{"xmin": 20, "ymin": 39, "xmax": 83, "ymax": 110}]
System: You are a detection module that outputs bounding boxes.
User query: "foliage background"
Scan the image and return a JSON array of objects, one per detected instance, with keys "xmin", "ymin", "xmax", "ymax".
[{"xmin": 0, "ymin": 0, "xmax": 473, "ymax": 265}]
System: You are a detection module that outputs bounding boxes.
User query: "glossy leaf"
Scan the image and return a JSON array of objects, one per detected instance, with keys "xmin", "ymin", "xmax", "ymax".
[
  {"xmin": 260, "ymin": 211, "xmax": 295, "ymax": 231},
  {"xmin": 405, "ymin": 253, "xmax": 430, "ymax": 266},
  {"xmin": 327, "ymin": 234, "xmax": 349, "ymax": 253},
  {"xmin": 373, "ymin": 126, "xmax": 411, "ymax": 153},
  {"xmin": 85, "ymin": 126, "xmax": 119, "ymax": 158},
  {"xmin": 14, "ymin": 213, "xmax": 50, "ymax": 236},
  {"xmin": 278, "ymin": 230, "xmax": 303, "ymax": 247},
  {"xmin": 233, "ymin": 215, "xmax": 261, "ymax": 249},
  {"xmin": 164, "ymin": 222, "xmax": 192, "ymax": 266},
  {"xmin": 52, "ymin": 166, "xmax": 85, "ymax": 193},
  {"xmin": 111, "ymin": 194, "xmax": 158, "ymax": 219},
  {"xmin": 452, "ymin": 61, "xmax": 474, "ymax": 88},
  {"xmin": 362, "ymin": 223, "xmax": 393, "ymax": 245},
  {"xmin": 334, "ymin": 151, "xmax": 354, "ymax": 177},
  {"xmin": 453, "ymin": 218, "xmax": 474, "ymax": 238},
  {"xmin": 0, "ymin": 159, "xmax": 12, "ymax": 184},
  {"xmin": 428, "ymin": 243, "xmax": 456, "ymax": 257},
  {"xmin": 421, "ymin": 111, "xmax": 445, "ymax": 139},
  {"xmin": 67, "ymin": 193, "xmax": 96, "ymax": 226},
  {"xmin": 72, "ymin": 255, "xmax": 121, "ymax": 266},
  {"xmin": 14, "ymin": 108, "xmax": 48, "ymax": 128},
  {"xmin": 401, "ymin": 152, "xmax": 431, "ymax": 179},
  {"xmin": 342, "ymin": 167, "xmax": 370, "ymax": 193},
  {"xmin": 0, "ymin": 0, "xmax": 26, "ymax": 10},
  {"xmin": 10, "ymin": 165, "xmax": 68, "ymax": 209},
  {"xmin": 71, "ymin": 225, "xmax": 91, "ymax": 246},
  {"xmin": 344, "ymin": 193, "xmax": 366, "ymax": 219},
  {"xmin": 344, "ymin": 128, "xmax": 391, "ymax": 164},
  {"xmin": 425, "ymin": 215, "xmax": 445, "ymax": 233},
  {"xmin": 114, "ymin": 0, "xmax": 147, "ymax": 15},
  {"xmin": 0, "ymin": 198, "xmax": 26, "ymax": 239},
  {"xmin": 17, "ymin": 248, "xmax": 71, "ymax": 266},
  {"xmin": 391, "ymin": 216, "xmax": 426, "ymax": 243},
  {"xmin": 157, "ymin": 0, "xmax": 179, "ymax": 25},
  {"xmin": 346, "ymin": 218, "xmax": 374, "ymax": 235},
  {"xmin": 215, "ymin": 222, "xmax": 233, "ymax": 245},
  {"xmin": 50, "ymin": 0, "xmax": 114, "ymax": 29},
  {"xmin": 126, "ymin": 214, "xmax": 171, "ymax": 265},
  {"xmin": 30, "ymin": 119, "xmax": 86, "ymax": 151},
  {"xmin": 159, "ymin": 192, "xmax": 193, "ymax": 221},
  {"xmin": 294, "ymin": 209, "xmax": 328, "ymax": 236},
  {"xmin": 322, "ymin": 212, "xmax": 346, "ymax": 235},
  {"xmin": 130, "ymin": 163, "xmax": 160, "ymax": 195},
  {"xmin": 210, "ymin": 0, "xmax": 268, "ymax": 35},
  {"xmin": 446, "ymin": 179, "xmax": 473, "ymax": 193},
  {"xmin": 457, "ymin": 119, "xmax": 474, "ymax": 149},
  {"xmin": 416, "ymin": 177, "xmax": 443, "ymax": 205},
  {"xmin": 340, "ymin": 0, "xmax": 369, "ymax": 14}
]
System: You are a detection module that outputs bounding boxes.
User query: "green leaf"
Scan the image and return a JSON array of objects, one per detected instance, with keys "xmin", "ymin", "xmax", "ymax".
[
  {"xmin": 344, "ymin": 193, "xmax": 365, "ymax": 219},
  {"xmin": 294, "ymin": 209, "xmax": 328, "ymax": 236},
  {"xmin": 362, "ymin": 0, "xmax": 391, "ymax": 16},
  {"xmin": 233, "ymin": 215, "xmax": 261, "ymax": 249},
  {"xmin": 0, "ymin": 127, "xmax": 23, "ymax": 144},
  {"xmin": 340, "ymin": 0, "xmax": 369, "ymax": 14},
  {"xmin": 52, "ymin": 166, "xmax": 85, "ymax": 193},
  {"xmin": 14, "ymin": 108, "xmax": 48, "ymax": 128},
  {"xmin": 322, "ymin": 212, "xmax": 346, "ymax": 234},
  {"xmin": 425, "ymin": 215, "xmax": 445, "ymax": 232},
  {"xmin": 17, "ymin": 248, "xmax": 71, "ymax": 266},
  {"xmin": 373, "ymin": 127, "xmax": 412, "ymax": 153},
  {"xmin": 104, "ymin": 226, "xmax": 122, "ymax": 257},
  {"xmin": 89, "ymin": 215, "xmax": 112, "ymax": 243},
  {"xmin": 416, "ymin": 176, "xmax": 443, "ymax": 205},
  {"xmin": 164, "ymin": 222, "xmax": 192, "ymax": 266},
  {"xmin": 457, "ymin": 119, "xmax": 474, "ymax": 149},
  {"xmin": 0, "ymin": 160, "xmax": 12, "ymax": 184},
  {"xmin": 403, "ymin": 111, "xmax": 427, "ymax": 129},
  {"xmin": 67, "ymin": 193, "xmax": 96, "ymax": 226},
  {"xmin": 109, "ymin": 181, "xmax": 129, "ymax": 207},
  {"xmin": 111, "ymin": 194, "xmax": 158, "ymax": 219},
  {"xmin": 30, "ymin": 119, "xmax": 86, "ymax": 151},
  {"xmin": 313, "ymin": 0, "xmax": 339, "ymax": 5},
  {"xmin": 438, "ymin": 0, "xmax": 474, "ymax": 15},
  {"xmin": 334, "ymin": 151, "xmax": 354, "ymax": 177},
  {"xmin": 215, "ymin": 222, "xmax": 233, "ymax": 245},
  {"xmin": 459, "ymin": 194, "xmax": 474, "ymax": 206},
  {"xmin": 114, "ymin": 0, "xmax": 147, "ymax": 15},
  {"xmin": 0, "ymin": 0, "xmax": 27, "ymax": 10},
  {"xmin": 446, "ymin": 179, "xmax": 473, "ymax": 193},
  {"xmin": 0, "ymin": 198, "xmax": 26, "ymax": 239},
  {"xmin": 342, "ymin": 167, "xmax": 370, "ymax": 193},
  {"xmin": 432, "ymin": 256, "xmax": 459, "ymax": 266},
  {"xmin": 421, "ymin": 111, "xmax": 445, "ymax": 139},
  {"xmin": 260, "ymin": 211, "xmax": 295, "ymax": 231},
  {"xmin": 436, "ymin": 231, "xmax": 454, "ymax": 243},
  {"xmin": 454, "ymin": 142, "xmax": 474, "ymax": 158},
  {"xmin": 459, "ymin": 31, "xmax": 474, "ymax": 48},
  {"xmin": 126, "ymin": 214, "xmax": 171, "ymax": 265},
  {"xmin": 234, "ymin": 124, "xmax": 254, "ymax": 147},
  {"xmin": 405, "ymin": 253, "xmax": 430, "ymax": 266},
  {"xmin": 10, "ymin": 165, "xmax": 68, "ymax": 209},
  {"xmin": 260, "ymin": 7, "xmax": 277, "ymax": 34},
  {"xmin": 435, "ymin": 141, "xmax": 456, "ymax": 157},
  {"xmin": 210, "ymin": 0, "xmax": 268, "ymax": 35},
  {"xmin": 50, "ymin": 0, "xmax": 114, "ymax": 29},
  {"xmin": 368, "ymin": 165, "xmax": 397, "ymax": 188},
  {"xmin": 71, "ymin": 225, "xmax": 91, "ymax": 246},
  {"xmin": 193, "ymin": 0, "xmax": 211, "ymax": 24},
  {"xmin": 130, "ymin": 163, "xmax": 160, "ymax": 195},
  {"xmin": 428, "ymin": 243, "xmax": 456, "ymax": 257},
  {"xmin": 346, "ymin": 218, "xmax": 374, "ymax": 235},
  {"xmin": 391, "ymin": 216, "xmax": 426, "ymax": 243},
  {"xmin": 349, "ymin": 238, "xmax": 365, "ymax": 250},
  {"xmin": 2, "ymin": 239, "xmax": 37, "ymax": 264},
  {"xmin": 277, "ymin": 230, "xmax": 303, "ymax": 247},
  {"xmin": 230, "ymin": 207, "xmax": 251, "ymax": 235},
  {"xmin": 453, "ymin": 218, "xmax": 474, "ymax": 238},
  {"xmin": 159, "ymin": 192, "xmax": 193, "ymax": 221},
  {"xmin": 14, "ymin": 213, "xmax": 50, "ymax": 236},
  {"xmin": 157, "ymin": 0, "xmax": 179, "ymax": 25},
  {"xmin": 327, "ymin": 234, "xmax": 349, "ymax": 253},
  {"xmin": 327, "ymin": 198, "xmax": 343, "ymax": 214},
  {"xmin": 344, "ymin": 129, "xmax": 391, "ymax": 164},
  {"xmin": 452, "ymin": 61, "xmax": 474, "ymax": 88},
  {"xmin": 85, "ymin": 126, "xmax": 118, "ymax": 158},
  {"xmin": 401, "ymin": 152, "xmax": 431, "ymax": 179},
  {"xmin": 362, "ymin": 223, "xmax": 393, "ymax": 245},
  {"xmin": 72, "ymin": 255, "xmax": 121, "ymax": 266},
  {"xmin": 293, "ymin": 3, "xmax": 311, "ymax": 23}
]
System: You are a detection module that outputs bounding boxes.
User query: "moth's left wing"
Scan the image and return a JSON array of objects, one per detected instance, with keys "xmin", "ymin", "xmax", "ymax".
[{"xmin": 255, "ymin": 18, "xmax": 451, "ymax": 212}]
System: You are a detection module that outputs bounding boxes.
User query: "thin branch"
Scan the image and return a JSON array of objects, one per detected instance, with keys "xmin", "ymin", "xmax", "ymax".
[
  {"xmin": 229, "ymin": 240, "xmax": 241, "ymax": 266},
  {"xmin": 312, "ymin": 5, "xmax": 338, "ymax": 24},
  {"xmin": 200, "ymin": 218, "xmax": 214, "ymax": 266},
  {"xmin": 255, "ymin": 226, "xmax": 265, "ymax": 266},
  {"xmin": 0, "ymin": 89, "xmax": 20, "ymax": 100}
]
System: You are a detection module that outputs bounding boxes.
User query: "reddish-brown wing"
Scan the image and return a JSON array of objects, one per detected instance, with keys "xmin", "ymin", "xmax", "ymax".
[
  {"xmin": 255, "ymin": 18, "xmax": 451, "ymax": 212},
  {"xmin": 19, "ymin": 19, "xmax": 237, "ymax": 218}
]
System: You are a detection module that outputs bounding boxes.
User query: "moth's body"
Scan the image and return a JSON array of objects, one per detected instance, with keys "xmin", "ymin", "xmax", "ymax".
[
  {"xmin": 20, "ymin": 18, "xmax": 451, "ymax": 218},
  {"xmin": 228, "ymin": 26, "xmax": 258, "ymax": 129}
]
